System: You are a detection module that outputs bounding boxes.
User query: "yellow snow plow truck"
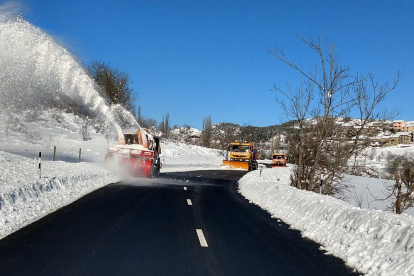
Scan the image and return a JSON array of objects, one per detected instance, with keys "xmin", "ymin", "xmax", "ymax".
[{"xmin": 222, "ymin": 142, "xmax": 259, "ymax": 171}]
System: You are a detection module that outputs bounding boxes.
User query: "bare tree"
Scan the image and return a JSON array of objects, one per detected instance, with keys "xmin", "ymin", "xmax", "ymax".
[
  {"xmin": 88, "ymin": 61, "xmax": 137, "ymax": 113},
  {"xmin": 142, "ymin": 117, "xmax": 157, "ymax": 128},
  {"xmin": 80, "ymin": 116, "xmax": 91, "ymax": 141},
  {"xmin": 164, "ymin": 113, "xmax": 170, "ymax": 138},
  {"xmin": 159, "ymin": 115, "xmax": 164, "ymax": 136},
  {"xmin": 159, "ymin": 113, "xmax": 170, "ymax": 138},
  {"xmin": 349, "ymin": 186, "xmax": 367, "ymax": 209},
  {"xmin": 369, "ymin": 147, "xmax": 377, "ymax": 161},
  {"xmin": 383, "ymin": 153, "xmax": 414, "ymax": 214},
  {"xmin": 137, "ymin": 106, "xmax": 143, "ymax": 127},
  {"xmin": 202, "ymin": 116, "xmax": 213, "ymax": 147},
  {"xmin": 273, "ymin": 127, "xmax": 282, "ymax": 153},
  {"xmin": 5, "ymin": 114, "xmax": 10, "ymax": 137},
  {"xmin": 269, "ymin": 35, "xmax": 401, "ymax": 194}
]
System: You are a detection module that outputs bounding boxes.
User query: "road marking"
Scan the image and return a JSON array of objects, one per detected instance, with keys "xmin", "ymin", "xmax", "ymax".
[
  {"xmin": 196, "ymin": 229, "xmax": 208, "ymax": 247},
  {"xmin": 187, "ymin": 199, "xmax": 193, "ymax": 206},
  {"xmin": 184, "ymin": 187, "xmax": 187, "ymax": 190}
]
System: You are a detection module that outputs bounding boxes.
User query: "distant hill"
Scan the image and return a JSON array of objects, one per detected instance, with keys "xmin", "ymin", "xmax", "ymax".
[{"xmin": 162, "ymin": 122, "xmax": 290, "ymax": 158}]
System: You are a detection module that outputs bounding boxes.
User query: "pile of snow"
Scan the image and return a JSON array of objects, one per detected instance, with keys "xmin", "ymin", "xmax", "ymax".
[
  {"xmin": 239, "ymin": 167, "xmax": 414, "ymax": 276},
  {"xmin": 0, "ymin": 151, "xmax": 119, "ymax": 239},
  {"xmin": 170, "ymin": 127, "xmax": 201, "ymax": 137},
  {"xmin": 160, "ymin": 141, "xmax": 225, "ymax": 172}
]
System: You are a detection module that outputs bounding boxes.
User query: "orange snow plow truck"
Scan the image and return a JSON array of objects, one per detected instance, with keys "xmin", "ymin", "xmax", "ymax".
[
  {"xmin": 222, "ymin": 142, "xmax": 259, "ymax": 171},
  {"xmin": 105, "ymin": 129, "xmax": 161, "ymax": 178},
  {"xmin": 271, "ymin": 153, "xmax": 287, "ymax": 167}
]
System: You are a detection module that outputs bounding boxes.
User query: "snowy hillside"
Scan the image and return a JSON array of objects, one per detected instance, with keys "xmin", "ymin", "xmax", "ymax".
[
  {"xmin": 0, "ymin": 109, "xmax": 110, "ymax": 162},
  {"xmin": 170, "ymin": 126, "xmax": 201, "ymax": 139},
  {"xmin": 160, "ymin": 141, "xmax": 224, "ymax": 172}
]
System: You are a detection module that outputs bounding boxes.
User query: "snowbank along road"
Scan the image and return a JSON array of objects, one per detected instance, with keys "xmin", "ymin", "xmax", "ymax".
[{"xmin": 0, "ymin": 170, "xmax": 359, "ymax": 276}]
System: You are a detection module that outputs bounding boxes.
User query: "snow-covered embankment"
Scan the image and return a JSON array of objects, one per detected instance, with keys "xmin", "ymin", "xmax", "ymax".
[
  {"xmin": 0, "ymin": 151, "xmax": 119, "ymax": 239},
  {"xmin": 239, "ymin": 167, "xmax": 414, "ymax": 276},
  {"xmin": 160, "ymin": 141, "xmax": 224, "ymax": 172}
]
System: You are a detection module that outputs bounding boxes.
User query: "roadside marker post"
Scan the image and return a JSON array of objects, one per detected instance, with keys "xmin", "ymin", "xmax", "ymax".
[
  {"xmin": 38, "ymin": 152, "xmax": 41, "ymax": 179},
  {"xmin": 52, "ymin": 146, "xmax": 56, "ymax": 161},
  {"xmin": 320, "ymin": 173, "xmax": 324, "ymax": 194},
  {"xmin": 259, "ymin": 164, "xmax": 265, "ymax": 177},
  {"xmin": 78, "ymin": 148, "xmax": 81, "ymax": 162}
]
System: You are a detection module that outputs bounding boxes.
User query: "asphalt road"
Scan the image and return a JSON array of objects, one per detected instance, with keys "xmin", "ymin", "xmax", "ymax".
[{"xmin": 0, "ymin": 170, "xmax": 360, "ymax": 276}]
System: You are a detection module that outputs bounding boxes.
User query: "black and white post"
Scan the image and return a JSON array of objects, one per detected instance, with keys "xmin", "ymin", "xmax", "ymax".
[
  {"xmin": 320, "ymin": 173, "xmax": 324, "ymax": 194},
  {"xmin": 39, "ymin": 152, "xmax": 42, "ymax": 179},
  {"xmin": 259, "ymin": 164, "xmax": 265, "ymax": 177}
]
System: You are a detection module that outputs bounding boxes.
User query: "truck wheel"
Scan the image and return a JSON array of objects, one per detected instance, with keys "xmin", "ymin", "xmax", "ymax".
[
  {"xmin": 152, "ymin": 158, "xmax": 160, "ymax": 177},
  {"xmin": 151, "ymin": 163, "xmax": 160, "ymax": 177}
]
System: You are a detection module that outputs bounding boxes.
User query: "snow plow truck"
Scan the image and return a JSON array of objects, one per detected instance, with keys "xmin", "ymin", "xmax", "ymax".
[
  {"xmin": 222, "ymin": 142, "xmax": 259, "ymax": 171},
  {"xmin": 105, "ymin": 129, "xmax": 161, "ymax": 178},
  {"xmin": 270, "ymin": 153, "xmax": 287, "ymax": 167}
]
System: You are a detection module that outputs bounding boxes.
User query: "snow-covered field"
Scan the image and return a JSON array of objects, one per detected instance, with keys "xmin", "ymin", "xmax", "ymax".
[
  {"xmin": 344, "ymin": 175, "xmax": 403, "ymax": 213},
  {"xmin": 344, "ymin": 144, "xmax": 414, "ymax": 216},
  {"xmin": 239, "ymin": 167, "xmax": 414, "ymax": 276},
  {"xmin": 350, "ymin": 144, "xmax": 414, "ymax": 178}
]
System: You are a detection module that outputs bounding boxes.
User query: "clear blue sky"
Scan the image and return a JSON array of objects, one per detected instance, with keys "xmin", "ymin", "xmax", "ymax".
[{"xmin": 6, "ymin": 0, "xmax": 414, "ymax": 129}]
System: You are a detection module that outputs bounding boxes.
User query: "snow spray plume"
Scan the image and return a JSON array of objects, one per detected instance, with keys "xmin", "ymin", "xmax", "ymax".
[
  {"xmin": 0, "ymin": 2, "xmax": 26, "ymax": 16},
  {"xmin": 0, "ymin": 15, "xmax": 140, "ymax": 134}
]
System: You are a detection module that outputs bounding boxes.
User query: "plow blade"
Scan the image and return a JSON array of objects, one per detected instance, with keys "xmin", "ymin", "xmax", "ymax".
[
  {"xmin": 222, "ymin": 160, "xmax": 249, "ymax": 170},
  {"xmin": 270, "ymin": 163, "xmax": 286, "ymax": 168}
]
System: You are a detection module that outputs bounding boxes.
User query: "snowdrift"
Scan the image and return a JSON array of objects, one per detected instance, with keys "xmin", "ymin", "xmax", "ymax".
[
  {"xmin": 160, "ymin": 141, "xmax": 224, "ymax": 172},
  {"xmin": 239, "ymin": 167, "xmax": 414, "ymax": 276},
  {"xmin": 0, "ymin": 151, "xmax": 119, "ymax": 239}
]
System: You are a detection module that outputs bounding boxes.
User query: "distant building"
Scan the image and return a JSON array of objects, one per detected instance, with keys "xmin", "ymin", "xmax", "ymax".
[
  {"xmin": 391, "ymin": 120, "xmax": 414, "ymax": 142},
  {"xmin": 393, "ymin": 120, "xmax": 405, "ymax": 131},
  {"xmin": 402, "ymin": 121, "xmax": 414, "ymax": 133},
  {"xmin": 392, "ymin": 120, "xmax": 414, "ymax": 132},
  {"xmin": 387, "ymin": 132, "xmax": 412, "ymax": 146}
]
